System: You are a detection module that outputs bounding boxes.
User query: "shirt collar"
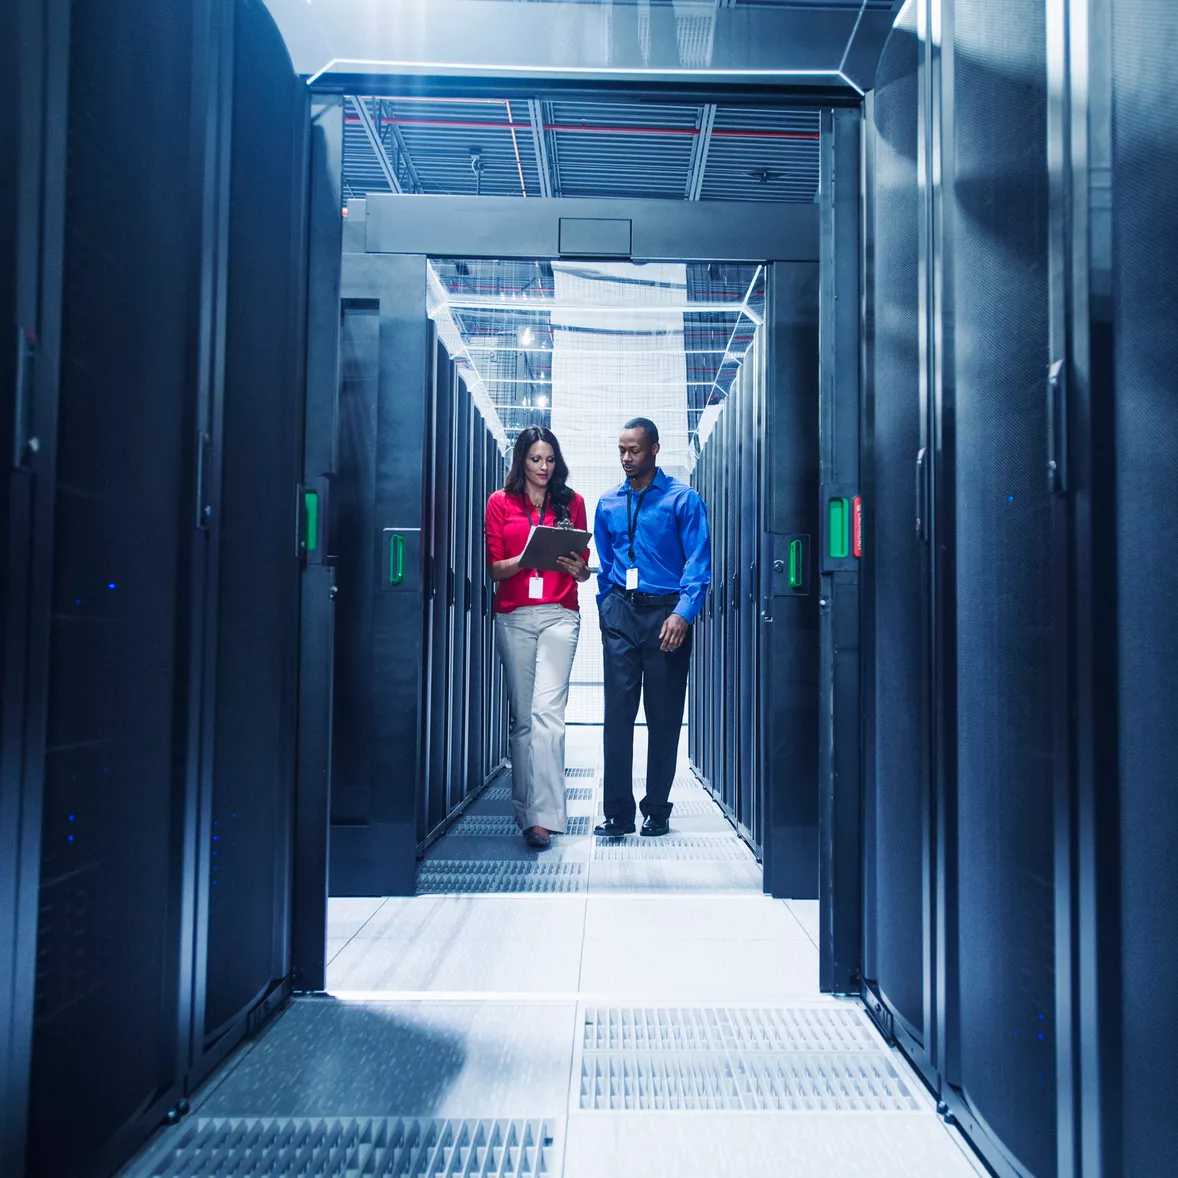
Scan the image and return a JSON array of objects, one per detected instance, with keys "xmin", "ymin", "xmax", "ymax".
[{"xmin": 621, "ymin": 468, "xmax": 668, "ymax": 496}]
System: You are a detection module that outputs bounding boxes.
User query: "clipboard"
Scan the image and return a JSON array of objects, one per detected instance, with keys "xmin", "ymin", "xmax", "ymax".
[{"xmin": 518, "ymin": 525, "xmax": 591, "ymax": 573}]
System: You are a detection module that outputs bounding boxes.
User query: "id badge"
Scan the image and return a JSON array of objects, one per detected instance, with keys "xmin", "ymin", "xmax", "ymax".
[
  {"xmin": 626, "ymin": 567, "xmax": 639, "ymax": 591},
  {"xmin": 529, "ymin": 575, "xmax": 545, "ymax": 600}
]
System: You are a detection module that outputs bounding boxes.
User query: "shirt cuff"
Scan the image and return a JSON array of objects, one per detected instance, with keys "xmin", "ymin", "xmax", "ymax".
[{"xmin": 674, "ymin": 595, "xmax": 697, "ymax": 623}]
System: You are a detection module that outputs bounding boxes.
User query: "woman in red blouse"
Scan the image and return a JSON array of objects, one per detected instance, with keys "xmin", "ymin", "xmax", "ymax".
[{"xmin": 486, "ymin": 426, "xmax": 590, "ymax": 849}]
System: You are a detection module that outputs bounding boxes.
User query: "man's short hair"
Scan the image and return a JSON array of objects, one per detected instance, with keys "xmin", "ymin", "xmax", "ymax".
[{"xmin": 623, "ymin": 417, "xmax": 660, "ymax": 446}]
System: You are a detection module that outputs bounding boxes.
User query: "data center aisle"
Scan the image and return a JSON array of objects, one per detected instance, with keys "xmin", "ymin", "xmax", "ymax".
[{"xmin": 122, "ymin": 728, "xmax": 984, "ymax": 1178}]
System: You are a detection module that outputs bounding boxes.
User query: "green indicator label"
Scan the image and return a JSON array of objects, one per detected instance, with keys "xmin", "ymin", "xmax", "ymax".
[
  {"xmin": 304, "ymin": 491, "xmax": 319, "ymax": 552},
  {"xmin": 389, "ymin": 533, "xmax": 405, "ymax": 585},
  {"xmin": 829, "ymin": 497, "xmax": 850, "ymax": 559},
  {"xmin": 789, "ymin": 538, "xmax": 803, "ymax": 589}
]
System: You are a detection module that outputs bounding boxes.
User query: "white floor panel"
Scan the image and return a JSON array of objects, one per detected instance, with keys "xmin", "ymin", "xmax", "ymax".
[
  {"xmin": 327, "ymin": 919, "xmax": 585, "ymax": 994},
  {"xmin": 349, "ymin": 894, "xmax": 588, "ymax": 945},
  {"xmin": 583, "ymin": 896, "xmax": 813, "ymax": 944},
  {"xmin": 205, "ymin": 725, "xmax": 977, "ymax": 1178},
  {"xmin": 785, "ymin": 899, "xmax": 821, "ymax": 947},
  {"xmin": 326, "ymin": 896, "xmax": 389, "ymax": 939},
  {"xmin": 578, "ymin": 936, "xmax": 822, "ymax": 1003},
  {"xmin": 562, "ymin": 1113, "xmax": 987, "ymax": 1178}
]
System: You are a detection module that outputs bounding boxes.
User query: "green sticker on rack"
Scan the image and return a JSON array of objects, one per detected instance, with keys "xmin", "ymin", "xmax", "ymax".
[
  {"xmin": 829, "ymin": 497, "xmax": 850, "ymax": 559},
  {"xmin": 303, "ymin": 490, "xmax": 319, "ymax": 552}
]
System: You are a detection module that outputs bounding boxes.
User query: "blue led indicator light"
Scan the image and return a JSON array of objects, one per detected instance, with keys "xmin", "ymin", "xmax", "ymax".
[
  {"xmin": 67, "ymin": 835, "xmax": 74, "ymax": 843},
  {"xmin": 1038, "ymin": 1033, "xmax": 1045, "ymax": 1041},
  {"xmin": 108, "ymin": 582, "xmax": 117, "ymax": 590},
  {"xmin": 1008, "ymin": 495, "xmax": 1014, "ymax": 502},
  {"xmin": 69, "ymin": 814, "xmax": 75, "ymax": 822}
]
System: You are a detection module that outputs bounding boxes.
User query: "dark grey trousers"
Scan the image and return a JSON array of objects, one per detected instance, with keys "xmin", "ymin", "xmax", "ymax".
[{"xmin": 599, "ymin": 592, "xmax": 692, "ymax": 823}]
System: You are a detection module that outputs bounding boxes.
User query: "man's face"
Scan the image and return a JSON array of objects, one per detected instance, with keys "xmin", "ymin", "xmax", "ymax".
[{"xmin": 619, "ymin": 428, "xmax": 659, "ymax": 482}]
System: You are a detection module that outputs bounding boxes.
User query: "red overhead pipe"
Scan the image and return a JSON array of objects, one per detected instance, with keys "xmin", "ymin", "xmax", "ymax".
[{"xmin": 344, "ymin": 115, "xmax": 819, "ymax": 141}]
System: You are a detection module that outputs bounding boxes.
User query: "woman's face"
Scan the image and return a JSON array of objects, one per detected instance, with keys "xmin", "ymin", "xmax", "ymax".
[{"xmin": 523, "ymin": 441, "xmax": 556, "ymax": 492}]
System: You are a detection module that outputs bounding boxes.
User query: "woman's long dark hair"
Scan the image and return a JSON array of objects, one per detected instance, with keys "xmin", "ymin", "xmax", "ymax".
[{"xmin": 504, "ymin": 425, "xmax": 574, "ymax": 521}]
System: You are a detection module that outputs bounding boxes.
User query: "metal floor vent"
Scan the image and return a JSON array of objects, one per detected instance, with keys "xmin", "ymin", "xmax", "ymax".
[
  {"xmin": 451, "ymin": 815, "xmax": 591, "ymax": 837},
  {"xmin": 483, "ymin": 785, "xmax": 594, "ymax": 803},
  {"xmin": 130, "ymin": 1117, "xmax": 554, "ymax": 1177},
  {"xmin": 577, "ymin": 1006, "xmax": 918, "ymax": 1112},
  {"xmin": 578, "ymin": 1051, "xmax": 919, "ymax": 1112},
  {"xmin": 417, "ymin": 861, "xmax": 586, "ymax": 894},
  {"xmin": 592, "ymin": 834, "xmax": 751, "ymax": 861},
  {"xmin": 596, "ymin": 799, "xmax": 720, "ymax": 820},
  {"xmin": 565, "ymin": 767, "xmax": 596, "ymax": 778},
  {"xmin": 582, "ymin": 1006, "xmax": 882, "ymax": 1053}
]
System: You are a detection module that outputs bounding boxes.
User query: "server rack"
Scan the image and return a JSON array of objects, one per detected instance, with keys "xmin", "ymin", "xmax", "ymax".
[
  {"xmin": 329, "ymin": 242, "xmax": 507, "ymax": 894},
  {"xmin": 860, "ymin": 4, "xmax": 1178, "ymax": 1177},
  {"xmin": 2, "ymin": 1, "xmax": 311, "ymax": 1174},
  {"xmin": 423, "ymin": 332, "xmax": 506, "ymax": 847},
  {"xmin": 689, "ymin": 345, "xmax": 767, "ymax": 856}
]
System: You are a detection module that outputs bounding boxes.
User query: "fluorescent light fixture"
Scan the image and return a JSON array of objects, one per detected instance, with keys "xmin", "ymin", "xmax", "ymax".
[{"xmin": 518, "ymin": 326, "xmax": 535, "ymax": 347}]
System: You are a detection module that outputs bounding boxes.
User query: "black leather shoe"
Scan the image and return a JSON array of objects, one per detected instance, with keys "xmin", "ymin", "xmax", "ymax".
[
  {"xmin": 640, "ymin": 816, "xmax": 670, "ymax": 838},
  {"xmin": 594, "ymin": 818, "xmax": 636, "ymax": 838}
]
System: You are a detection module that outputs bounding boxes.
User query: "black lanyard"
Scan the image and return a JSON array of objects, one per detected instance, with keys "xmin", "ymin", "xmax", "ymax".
[
  {"xmin": 523, "ymin": 488, "xmax": 550, "ymax": 574},
  {"xmin": 625, "ymin": 484, "xmax": 650, "ymax": 564}
]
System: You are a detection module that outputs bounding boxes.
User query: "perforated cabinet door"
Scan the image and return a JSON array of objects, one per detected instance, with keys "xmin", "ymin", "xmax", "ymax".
[
  {"xmin": 950, "ymin": 2, "xmax": 1057, "ymax": 1174},
  {"xmin": 867, "ymin": 6, "xmax": 926, "ymax": 1049}
]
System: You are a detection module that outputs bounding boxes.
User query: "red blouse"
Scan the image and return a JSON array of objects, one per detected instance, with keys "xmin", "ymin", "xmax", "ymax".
[{"xmin": 485, "ymin": 489, "xmax": 589, "ymax": 614}]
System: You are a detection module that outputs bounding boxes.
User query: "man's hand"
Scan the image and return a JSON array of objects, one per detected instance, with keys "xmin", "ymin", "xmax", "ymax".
[
  {"xmin": 659, "ymin": 612, "xmax": 689, "ymax": 653},
  {"xmin": 556, "ymin": 553, "xmax": 591, "ymax": 583}
]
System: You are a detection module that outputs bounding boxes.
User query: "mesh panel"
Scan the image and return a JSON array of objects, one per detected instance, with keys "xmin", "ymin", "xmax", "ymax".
[
  {"xmin": 870, "ymin": 5, "xmax": 924, "ymax": 1039},
  {"xmin": 1113, "ymin": 4, "xmax": 1178, "ymax": 1173},
  {"xmin": 953, "ymin": 3, "xmax": 1056, "ymax": 1174},
  {"xmin": 428, "ymin": 259, "xmax": 762, "ymax": 725}
]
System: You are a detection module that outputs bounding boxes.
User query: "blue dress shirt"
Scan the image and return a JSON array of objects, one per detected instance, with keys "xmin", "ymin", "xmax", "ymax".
[{"xmin": 593, "ymin": 468, "xmax": 712, "ymax": 623}]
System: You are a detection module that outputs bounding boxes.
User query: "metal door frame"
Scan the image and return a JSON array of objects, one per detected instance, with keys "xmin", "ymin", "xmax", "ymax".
[{"xmin": 294, "ymin": 95, "xmax": 841, "ymax": 979}]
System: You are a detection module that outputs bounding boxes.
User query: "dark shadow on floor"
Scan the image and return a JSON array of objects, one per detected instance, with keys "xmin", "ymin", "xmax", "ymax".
[{"xmin": 199, "ymin": 999, "xmax": 468, "ymax": 1117}]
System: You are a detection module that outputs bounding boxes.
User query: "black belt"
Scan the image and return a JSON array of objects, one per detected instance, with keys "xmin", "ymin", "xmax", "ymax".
[{"xmin": 615, "ymin": 589, "xmax": 679, "ymax": 608}]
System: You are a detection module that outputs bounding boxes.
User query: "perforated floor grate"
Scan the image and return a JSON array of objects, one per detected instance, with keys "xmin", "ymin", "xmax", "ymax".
[
  {"xmin": 483, "ymin": 785, "xmax": 594, "ymax": 803},
  {"xmin": 578, "ymin": 1051, "xmax": 919, "ymax": 1111},
  {"xmin": 577, "ymin": 1006, "xmax": 919, "ymax": 1112},
  {"xmin": 595, "ymin": 799, "xmax": 722, "ymax": 820},
  {"xmin": 582, "ymin": 1006, "xmax": 881, "ymax": 1053},
  {"xmin": 417, "ymin": 861, "xmax": 586, "ymax": 894},
  {"xmin": 129, "ymin": 1117, "xmax": 554, "ymax": 1177},
  {"xmin": 565, "ymin": 767, "xmax": 596, "ymax": 778},
  {"xmin": 592, "ymin": 835, "xmax": 752, "ymax": 861},
  {"xmin": 451, "ymin": 815, "xmax": 591, "ymax": 838}
]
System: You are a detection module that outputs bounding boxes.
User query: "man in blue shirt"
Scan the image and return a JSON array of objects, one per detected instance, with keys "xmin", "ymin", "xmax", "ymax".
[{"xmin": 592, "ymin": 418, "xmax": 712, "ymax": 837}]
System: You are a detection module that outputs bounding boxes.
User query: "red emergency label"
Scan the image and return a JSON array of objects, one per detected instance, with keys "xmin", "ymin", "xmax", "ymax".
[{"xmin": 852, "ymin": 496, "xmax": 862, "ymax": 558}]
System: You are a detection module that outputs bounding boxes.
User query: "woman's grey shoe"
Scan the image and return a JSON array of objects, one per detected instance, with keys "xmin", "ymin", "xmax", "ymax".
[{"xmin": 524, "ymin": 827, "xmax": 551, "ymax": 849}]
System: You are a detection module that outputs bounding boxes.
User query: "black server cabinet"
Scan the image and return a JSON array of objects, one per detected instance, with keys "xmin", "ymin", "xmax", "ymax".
[
  {"xmin": 1, "ymin": 0, "xmax": 68, "ymax": 1171},
  {"xmin": 330, "ymin": 251, "xmax": 430, "ymax": 896},
  {"xmin": 193, "ymin": 0, "xmax": 307, "ymax": 1082},
  {"xmin": 947, "ymin": 4, "xmax": 1057, "ymax": 1174},
  {"xmin": 424, "ymin": 337, "xmax": 456, "ymax": 842},
  {"xmin": 25, "ymin": 1, "xmax": 210, "ymax": 1171},
  {"xmin": 1084, "ymin": 4, "xmax": 1178, "ymax": 1173},
  {"xmin": 13, "ymin": 0, "xmax": 309, "ymax": 1172},
  {"xmin": 861, "ymin": 3, "xmax": 930, "ymax": 1076}
]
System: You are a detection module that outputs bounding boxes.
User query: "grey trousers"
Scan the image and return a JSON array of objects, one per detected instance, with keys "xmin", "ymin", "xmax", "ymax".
[{"xmin": 495, "ymin": 604, "xmax": 580, "ymax": 832}]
